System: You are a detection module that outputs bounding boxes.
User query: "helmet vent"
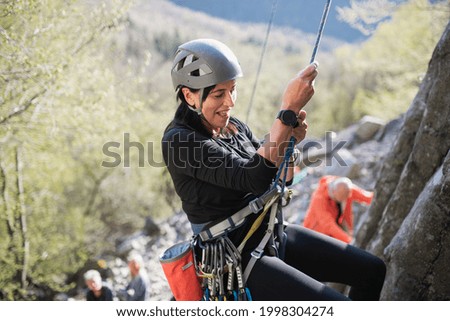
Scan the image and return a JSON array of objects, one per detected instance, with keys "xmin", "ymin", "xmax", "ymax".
[
  {"xmin": 197, "ymin": 64, "xmax": 212, "ymax": 76},
  {"xmin": 176, "ymin": 54, "xmax": 213, "ymax": 78}
]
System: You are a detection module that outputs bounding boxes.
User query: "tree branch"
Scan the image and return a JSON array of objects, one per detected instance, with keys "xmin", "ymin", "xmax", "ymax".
[
  {"xmin": 0, "ymin": 89, "xmax": 46, "ymax": 126},
  {"xmin": 82, "ymin": 168, "xmax": 112, "ymax": 218},
  {"xmin": 15, "ymin": 146, "xmax": 29, "ymax": 290},
  {"xmin": 0, "ymin": 158, "xmax": 15, "ymax": 235}
]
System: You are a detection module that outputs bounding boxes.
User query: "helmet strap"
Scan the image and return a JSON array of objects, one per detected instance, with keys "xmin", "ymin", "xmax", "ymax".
[
  {"xmin": 186, "ymin": 87, "xmax": 204, "ymax": 116},
  {"xmin": 187, "ymin": 104, "xmax": 202, "ymax": 115},
  {"xmin": 197, "ymin": 88, "xmax": 205, "ymax": 115}
]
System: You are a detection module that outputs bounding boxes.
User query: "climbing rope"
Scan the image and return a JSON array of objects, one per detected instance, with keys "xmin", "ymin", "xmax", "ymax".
[
  {"xmin": 246, "ymin": 0, "xmax": 332, "ymax": 126},
  {"xmin": 245, "ymin": 0, "xmax": 278, "ymax": 124},
  {"xmin": 276, "ymin": 0, "xmax": 333, "ymax": 186},
  {"xmin": 310, "ymin": 0, "xmax": 332, "ymax": 64}
]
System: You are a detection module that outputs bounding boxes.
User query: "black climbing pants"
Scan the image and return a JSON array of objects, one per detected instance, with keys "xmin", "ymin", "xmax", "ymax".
[{"xmin": 245, "ymin": 225, "xmax": 386, "ymax": 301}]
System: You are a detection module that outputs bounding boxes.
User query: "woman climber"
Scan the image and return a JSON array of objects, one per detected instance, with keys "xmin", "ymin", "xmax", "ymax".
[{"xmin": 162, "ymin": 38, "xmax": 386, "ymax": 300}]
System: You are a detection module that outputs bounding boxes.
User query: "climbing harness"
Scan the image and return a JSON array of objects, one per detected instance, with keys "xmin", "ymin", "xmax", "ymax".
[
  {"xmin": 161, "ymin": 0, "xmax": 332, "ymax": 301},
  {"xmin": 191, "ymin": 139, "xmax": 295, "ymax": 301}
]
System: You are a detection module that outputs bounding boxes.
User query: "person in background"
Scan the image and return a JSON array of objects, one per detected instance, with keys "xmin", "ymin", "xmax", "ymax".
[
  {"xmin": 303, "ymin": 176, "xmax": 374, "ymax": 243},
  {"xmin": 118, "ymin": 253, "xmax": 151, "ymax": 301},
  {"xmin": 83, "ymin": 269, "xmax": 113, "ymax": 301}
]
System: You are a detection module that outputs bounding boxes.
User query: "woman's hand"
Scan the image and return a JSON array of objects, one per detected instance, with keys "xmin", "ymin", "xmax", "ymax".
[
  {"xmin": 281, "ymin": 62, "xmax": 318, "ymax": 113},
  {"xmin": 257, "ymin": 63, "xmax": 316, "ymax": 167},
  {"xmin": 292, "ymin": 110, "xmax": 308, "ymax": 144}
]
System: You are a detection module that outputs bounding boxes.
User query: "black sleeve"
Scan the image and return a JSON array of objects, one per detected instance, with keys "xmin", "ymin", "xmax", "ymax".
[{"xmin": 163, "ymin": 129, "xmax": 277, "ymax": 195}]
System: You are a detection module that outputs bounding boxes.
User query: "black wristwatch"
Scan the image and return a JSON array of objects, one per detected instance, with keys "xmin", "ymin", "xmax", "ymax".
[{"xmin": 276, "ymin": 110, "xmax": 299, "ymax": 128}]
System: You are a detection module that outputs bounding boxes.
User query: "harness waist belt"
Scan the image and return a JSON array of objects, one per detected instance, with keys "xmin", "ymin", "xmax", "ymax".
[{"xmin": 199, "ymin": 186, "xmax": 280, "ymax": 242}]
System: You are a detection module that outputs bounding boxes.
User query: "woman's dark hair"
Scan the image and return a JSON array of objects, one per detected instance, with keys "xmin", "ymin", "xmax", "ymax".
[{"xmin": 176, "ymin": 85, "xmax": 215, "ymax": 104}]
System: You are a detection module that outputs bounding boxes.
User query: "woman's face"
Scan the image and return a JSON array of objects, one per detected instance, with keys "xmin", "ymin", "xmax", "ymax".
[{"xmin": 185, "ymin": 80, "xmax": 237, "ymax": 132}]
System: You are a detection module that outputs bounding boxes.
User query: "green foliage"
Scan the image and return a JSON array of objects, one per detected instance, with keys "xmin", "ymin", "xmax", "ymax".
[
  {"xmin": 348, "ymin": 0, "xmax": 448, "ymax": 120},
  {"xmin": 0, "ymin": 0, "xmax": 143, "ymax": 299}
]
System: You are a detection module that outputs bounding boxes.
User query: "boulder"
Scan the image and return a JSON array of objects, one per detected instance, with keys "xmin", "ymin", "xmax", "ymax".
[{"xmin": 354, "ymin": 115, "xmax": 385, "ymax": 143}]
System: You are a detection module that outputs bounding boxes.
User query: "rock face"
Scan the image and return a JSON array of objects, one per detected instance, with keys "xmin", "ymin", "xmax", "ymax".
[
  {"xmin": 355, "ymin": 21, "xmax": 450, "ymax": 300},
  {"xmin": 382, "ymin": 159, "xmax": 450, "ymax": 300}
]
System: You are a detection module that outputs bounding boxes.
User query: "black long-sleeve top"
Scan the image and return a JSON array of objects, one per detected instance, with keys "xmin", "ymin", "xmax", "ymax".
[{"xmin": 161, "ymin": 104, "xmax": 278, "ymax": 229}]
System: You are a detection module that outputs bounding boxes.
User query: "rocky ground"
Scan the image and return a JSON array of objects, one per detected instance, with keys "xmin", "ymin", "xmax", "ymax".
[{"xmin": 69, "ymin": 115, "xmax": 402, "ymax": 301}]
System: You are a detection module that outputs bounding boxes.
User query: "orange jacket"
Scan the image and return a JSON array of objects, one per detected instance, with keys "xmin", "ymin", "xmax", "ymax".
[{"xmin": 303, "ymin": 176, "xmax": 373, "ymax": 243}]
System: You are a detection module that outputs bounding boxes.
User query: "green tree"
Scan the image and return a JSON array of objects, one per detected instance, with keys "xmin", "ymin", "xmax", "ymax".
[{"xmin": 0, "ymin": 0, "xmax": 136, "ymax": 299}]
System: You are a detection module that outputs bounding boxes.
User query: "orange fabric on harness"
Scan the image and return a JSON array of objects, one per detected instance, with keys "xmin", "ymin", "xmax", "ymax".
[{"xmin": 160, "ymin": 241, "xmax": 203, "ymax": 301}]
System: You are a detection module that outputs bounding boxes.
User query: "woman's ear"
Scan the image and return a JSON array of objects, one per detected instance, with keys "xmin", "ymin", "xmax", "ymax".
[{"xmin": 181, "ymin": 87, "xmax": 197, "ymax": 107}]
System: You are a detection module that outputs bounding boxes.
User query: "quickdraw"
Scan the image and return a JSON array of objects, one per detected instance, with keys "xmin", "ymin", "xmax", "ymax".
[{"xmin": 195, "ymin": 235, "xmax": 252, "ymax": 301}]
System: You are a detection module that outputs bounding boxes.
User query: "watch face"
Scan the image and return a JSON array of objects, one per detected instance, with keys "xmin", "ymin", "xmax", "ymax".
[
  {"xmin": 284, "ymin": 111, "xmax": 297, "ymax": 123},
  {"xmin": 278, "ymin": 110, "xmax": 298, "ymax": 127}
]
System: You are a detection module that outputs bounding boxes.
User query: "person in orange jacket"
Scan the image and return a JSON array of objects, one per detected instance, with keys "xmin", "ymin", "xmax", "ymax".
[{"xmin": 303, "ymin": 175, "xmax": 373, "ymax": 243}]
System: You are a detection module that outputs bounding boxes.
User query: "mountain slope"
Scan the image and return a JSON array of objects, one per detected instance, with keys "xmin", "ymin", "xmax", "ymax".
[{"xmin": 168, "ymin": 0, "xmax": 371, "ymax": 43}]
